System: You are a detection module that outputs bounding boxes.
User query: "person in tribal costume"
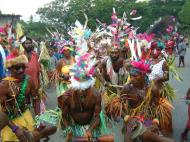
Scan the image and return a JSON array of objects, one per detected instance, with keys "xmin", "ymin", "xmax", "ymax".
[
  {"xmin": 19, "ymin": 36, "xmax": 41, "ymax": 89},
  {"xmin": 88, "ymin": 37, "xmax": 111, "ymax": 94},
  {"xmin": 20, "ymin": 35, "xmax": 48, "ymax": 113},
  {"xmin": 47, "ymin": 46, "xmax": 58, "ymax": 79},
  {"xmin": 148, "ymin": 41, "xmax": 173, "ymax": 136},
  {"xmin": 0, "ymin": 51, "xmax": 56, "ymax": 142},
  {"xmin": 104, "ymin": 59, "xmax": 174, "ymax": 142},
  {"xmin": 124, "ymin": 115, "xmax": 175, "ymax": 142},
  {"xmin": 56, "ymin": 45, "xmax": 75, "ymax": 97},
  {"xmin": 96, "ymin": 46, "xmax": 128, "ymax": 95},
  {"xmin": 58, "ymin": 84, "xmax": 114, "ymax": 142},
  {"xmin": 104, "ymin": 59, "xmax": 150, "ymax": 122},
  {"xmin": 165, "ymin": 40, "xmax": 175, "ymax": 56},
  {"xmin": 57, "ymin": 53, "xmax": 114, "ymax": 142}
]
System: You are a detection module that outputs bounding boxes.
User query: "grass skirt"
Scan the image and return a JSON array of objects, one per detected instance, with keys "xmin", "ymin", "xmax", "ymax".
[{"xmin": 62, "ymin": 111, "xmax": 112, "ymax": 139}]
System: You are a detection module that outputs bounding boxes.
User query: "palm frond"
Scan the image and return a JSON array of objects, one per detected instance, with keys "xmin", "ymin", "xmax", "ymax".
[
  {"xmin": 161, "ymin": 83, "xmax": 176, "ymax": 102},
  {"xmin": 167, "ymin": 57, "xmax": 183, "ymax": 82}
]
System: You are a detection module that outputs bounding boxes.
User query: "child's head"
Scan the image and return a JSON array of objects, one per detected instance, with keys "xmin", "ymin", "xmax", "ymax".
[{"xmin": 48, "ymin": 48, "xmax": 55, "ymax": 56}]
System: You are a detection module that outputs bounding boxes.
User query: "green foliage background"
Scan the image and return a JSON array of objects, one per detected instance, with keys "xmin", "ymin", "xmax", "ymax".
[
  {"xmin": 5, "ymin": 0, "xmax": 188, "ymax": 38},
  {"xmin": 178, "ymin": 0, "xmax": 190, "ymax": 35}
]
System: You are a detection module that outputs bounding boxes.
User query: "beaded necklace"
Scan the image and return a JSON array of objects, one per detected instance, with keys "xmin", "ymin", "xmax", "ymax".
[
  {"xmin": 17, "ymin": 75, "xmax": 29, "ymax": 108},
  {"xmin": 6, "ymin": 75, "xmax": 29, "ymax": 119}
]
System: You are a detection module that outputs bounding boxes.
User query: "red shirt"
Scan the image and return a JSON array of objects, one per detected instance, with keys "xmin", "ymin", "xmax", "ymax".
[{"xmin": 25, "ymin": 52, "xmax": 40, "ymax": 89}]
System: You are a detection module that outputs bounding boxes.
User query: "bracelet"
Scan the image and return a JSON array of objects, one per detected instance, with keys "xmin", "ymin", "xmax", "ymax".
[{"xmin": 12, "ymin": 125, "xmax": 19, "ymax": 133}]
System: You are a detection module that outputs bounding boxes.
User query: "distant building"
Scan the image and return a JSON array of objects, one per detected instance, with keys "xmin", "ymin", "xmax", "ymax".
[{"xmin": 0, "ymin": 14, "xmax": 21, "ymax": 26}]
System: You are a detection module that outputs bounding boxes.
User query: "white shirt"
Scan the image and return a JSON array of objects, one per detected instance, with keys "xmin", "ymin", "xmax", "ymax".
[{"xmin": 149, "ymin": 59, "xmax": 165, "ymax": 81}]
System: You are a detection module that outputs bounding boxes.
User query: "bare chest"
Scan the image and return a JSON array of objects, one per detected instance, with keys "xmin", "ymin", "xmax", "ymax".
[{"xmin": 70, "ymin": 95, "xmax": 96, "ymax": 112}]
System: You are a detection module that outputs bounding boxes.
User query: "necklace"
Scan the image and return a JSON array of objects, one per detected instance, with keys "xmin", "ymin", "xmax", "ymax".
[
  {"xmin": 16, "ymin": 75, "xmax": 29, "ymax": 108},
  {"xmin": 6, "ymin": 75, "xmax": 29, "ymax": 119}
]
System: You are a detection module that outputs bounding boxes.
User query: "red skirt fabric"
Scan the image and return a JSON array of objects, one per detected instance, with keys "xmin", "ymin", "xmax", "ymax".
[{"xmin": 186, "ymin": 105, "xmax": 190, "ymax": 129}]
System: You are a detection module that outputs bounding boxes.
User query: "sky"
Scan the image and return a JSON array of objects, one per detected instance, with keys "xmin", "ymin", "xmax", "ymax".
[
  {"xmin": 0, "ymin": 0, "xmax": 53, "ymax": 21},
  {"xmin": 0, "ymin": 0, "xmax": 149, "ymax": 22}
]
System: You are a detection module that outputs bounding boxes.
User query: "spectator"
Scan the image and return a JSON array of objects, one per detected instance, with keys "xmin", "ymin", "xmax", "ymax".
[
  {"xmin": 177, "ymin": 37, "xmax": 186, "ymax": 67},
  {"xmin": 47, "ymin": 47, "xmax": 58, "ymax": 79}
]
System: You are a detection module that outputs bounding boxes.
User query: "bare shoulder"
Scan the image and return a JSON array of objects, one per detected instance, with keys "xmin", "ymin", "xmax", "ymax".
[
  {"xmin": 91, "ymin": 87, "xmax": 101, "ymax": 103},
  {"xmin": 57, "ymin": 89, "xmax": 72, "ymax": 107},
  {"xmin": 0, "ymin": 80, "xmax": 9, "ymax": 99},
  {"xmin": 91, "ymin": 87, "xmax": 101, "ymax": 97},
  {"xmin": 0, "ymin": 80, "xmax": 9, "ymax": 87}
]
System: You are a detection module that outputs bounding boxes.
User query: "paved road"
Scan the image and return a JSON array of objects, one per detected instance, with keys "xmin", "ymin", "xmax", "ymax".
[
  {"xmin": 172, "ymin": 49, "xmax": 190, "ymax": 141},
  {"xmin": 45, "ymin": 49, "xmax": 190, "ymax": 142}
]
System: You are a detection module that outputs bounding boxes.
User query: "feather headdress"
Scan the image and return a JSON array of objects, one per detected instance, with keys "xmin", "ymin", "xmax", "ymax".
[
  {"xmin": 4, "ymin": 49, "xmax": 28, "ymax": 68},
  {"xmin": 68, "ymin": 15, "xmax": 96, "ymax": 90}
]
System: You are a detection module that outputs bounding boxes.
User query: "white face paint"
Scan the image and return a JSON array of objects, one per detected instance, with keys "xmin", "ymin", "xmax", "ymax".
[{"xmin": 153, "ymin": 49, "xmax": 157, "ymax": 55}]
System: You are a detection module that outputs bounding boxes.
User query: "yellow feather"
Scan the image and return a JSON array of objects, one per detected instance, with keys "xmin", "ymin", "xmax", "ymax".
[
  {"xmin": 15, "ymin": 23, "xmax": 24, "ymax": 40},
  {"xmin": 15, "ymin": 23, "xmax": 25, "ymax": 53}
]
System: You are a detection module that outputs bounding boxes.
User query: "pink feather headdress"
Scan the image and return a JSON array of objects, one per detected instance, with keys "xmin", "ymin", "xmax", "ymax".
[{"xmin": 131, "ymin": 60, "xmax": 151, "ymax": 73}]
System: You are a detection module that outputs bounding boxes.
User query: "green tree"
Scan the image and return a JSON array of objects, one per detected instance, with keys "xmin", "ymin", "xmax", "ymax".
[
  {"xmin": 20, "ymin": 20, "xmax": 52, "ymax": 39},
  {"xmin": 178, "ymin": 0, "xmax": 190, "ymax": 24},
  {"xmin": 140, "ymin": 0, "xmax": 185, "ymax": 31},
  {"xmin": 37, "ymin": 0, "xmax": 139, "ymax": 33},
  {"xmin": 37, "ymin": 0, "xmax": 70, "ymax": 32},
  {"xmin": 37, "ymin": 0, "xmax": 185, "ymax": 34}
]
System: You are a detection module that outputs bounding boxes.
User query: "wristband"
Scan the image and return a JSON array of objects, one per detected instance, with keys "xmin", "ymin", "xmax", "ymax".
[{"xmin": 12, "ymin": 125, "xmax": 19, "ymax": 133}]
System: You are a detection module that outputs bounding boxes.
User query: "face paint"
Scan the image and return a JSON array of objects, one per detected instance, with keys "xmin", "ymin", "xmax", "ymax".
[
  {"xmin": 152, "ymin": 48, "xmax": 161, "ymax": 58},
  {"xmin": 129, "ymin": 68, "xmax": 140, "ymax": 77},
  {"xmin": 153, "ymin": 49, "xmax": 157, "ymax": 55}
]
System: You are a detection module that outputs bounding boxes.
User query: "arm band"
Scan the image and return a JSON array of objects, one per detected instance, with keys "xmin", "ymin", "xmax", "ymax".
[{"xmin": 12, "ymin": 125, "xmax": 19, "ymax": 133}]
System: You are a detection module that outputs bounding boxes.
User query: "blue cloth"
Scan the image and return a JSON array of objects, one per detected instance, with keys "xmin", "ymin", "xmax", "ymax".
[
  {"xmin": 0, "ymin": 53, "xmax": 5, "ymax": 79},
  {"xmin": 178, "ymin": 41, "xmax": 186, "ymax": 56},
  {"xmin": 54, "ymin": 53, "xmax": 62, "ymax": 60},
  {"xmin": 48, "ymin": 56, "xmax": 58, "ymax": 71}
]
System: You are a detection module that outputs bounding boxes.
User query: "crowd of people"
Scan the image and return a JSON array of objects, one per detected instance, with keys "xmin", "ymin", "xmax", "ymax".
[{"xmin": 0, "ymin": 9, "xmax": 189, "ymax": 142}]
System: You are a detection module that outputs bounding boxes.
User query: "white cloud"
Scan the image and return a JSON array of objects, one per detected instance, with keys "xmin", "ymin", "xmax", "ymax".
[{"xmin": 0, "ymin": 0, "xmax": 53, "ymax": 21}]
